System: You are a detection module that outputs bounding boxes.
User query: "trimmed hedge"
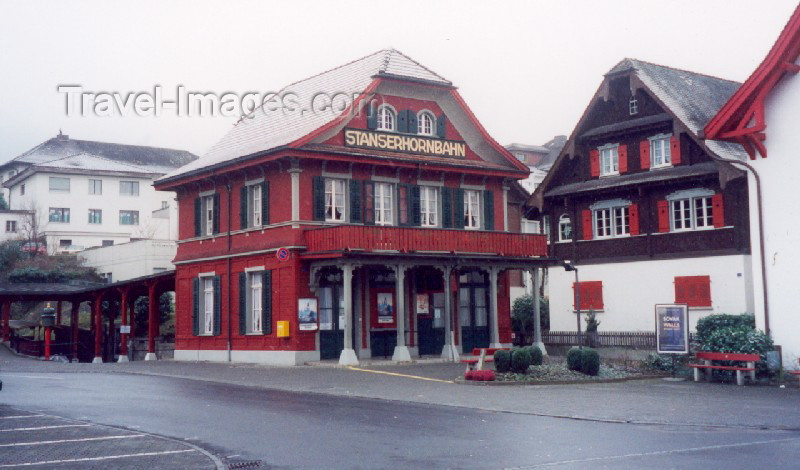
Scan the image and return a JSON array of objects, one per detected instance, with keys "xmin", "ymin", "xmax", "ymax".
[
  {"xmin": 511, "ymin": 347, "xmax": 532, "ymax": 373},
  {"xmin": 526, "ymin": 345, "xmax": 543, "ymax": 366},
  {"xmin": 567, "ymin": 347, "xmax": 582, "ymax": 371},
  {"xmin": 494, "ymin": 349, "xmax": 511, "ymax": 373},
  {"xmin": 694, "ymin": 314, "xmax": 755, "ymax": 344},
  {"xmin": 567, "ymin": 347, "xmax": 600, "ymax": 376}
]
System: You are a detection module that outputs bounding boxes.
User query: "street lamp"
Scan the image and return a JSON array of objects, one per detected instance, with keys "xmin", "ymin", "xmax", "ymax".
[{"xmin": 563, "ymin": 261, "xmax": 582, "ymax": 349}]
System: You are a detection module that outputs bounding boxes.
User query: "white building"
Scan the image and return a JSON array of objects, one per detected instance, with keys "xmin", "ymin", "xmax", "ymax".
[
  {"xmin": 0, "ymin": 133, "xmax": 196, "ymax": 253},
  {"xmin": 506, "ymin": 136, "xmax": 566, "ymax": 194},
  {"xmin": 79, "ymin": 239, "xmax": 177, "ymax": 283},
  {"xmin": 704, "ymin": 4, "xmax": 800, "ymax": 367},
  {"xmin": 0, "ymin": 209, "xmax": 33, "ymax": 243}
]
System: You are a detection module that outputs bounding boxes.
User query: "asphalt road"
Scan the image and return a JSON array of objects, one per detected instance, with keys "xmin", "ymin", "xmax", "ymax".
[{"xmin": 1, "ymin": 371, "xmax": 799, "ymax": 469}]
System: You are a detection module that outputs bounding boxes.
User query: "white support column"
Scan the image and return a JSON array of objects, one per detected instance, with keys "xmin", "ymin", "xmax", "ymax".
[
  {"xmin": 289, "ymin": 159, "xmax": 301, "ymax": 229},
  {"xmin": 530, "ymin": 268, "xmax": 547, "ymax": 356},
  {"xmin": 392, "ymin": 265, "xmax": 412, "ymax": 362},
  {"xmin": 502, "ymin": 184, "xmax": 509, "ymax": 232},
  {"xmin": 440, "ymin": 265, "xmax": 459, "ymax": 361},
  {"xmin": 338, "ymin": 264, "xmax": 359, "ymax": 366},
  {"xmin": 488, "ymin": 266, "xmax": 505, "ymax": 348}
]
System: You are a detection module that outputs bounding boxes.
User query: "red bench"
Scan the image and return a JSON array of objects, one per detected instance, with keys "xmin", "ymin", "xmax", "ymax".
[
  {"xmin": 688, "ymin": 351, "xmax": 759, "ymax": 386},
  {"xmin": 788, "ymin": 359, "xmax": 800, "ymax": 384},
  {"xmin": 461, "ymin": 348, "xmax": 510, "ymax": 372}
]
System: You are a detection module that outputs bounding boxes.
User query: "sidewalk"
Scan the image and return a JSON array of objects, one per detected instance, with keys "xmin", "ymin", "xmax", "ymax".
[{"xmin": 3, "ymin": 345, "xmax": 799, "ymax": 431}]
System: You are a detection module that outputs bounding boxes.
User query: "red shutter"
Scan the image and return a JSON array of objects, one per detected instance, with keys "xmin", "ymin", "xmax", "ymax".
[
  {"xmin": 712, "ymin": 193, "xmax": 725, "ymax": 228},
  {"xmin": 675, "ymin": 276, "xmax": 711, "ymax": 307},
  {"xmin": 590, "ymin": 149, "xmax": 600, "ymax": 177},
  {"xmin": 640, "ymin": 140, "xmax": 650, "ymax": 170},
  {"xmin": 670, "ymin": 136, "xmax": 681, "ymax": 164},
  {"xmin": 582, "ymin": 209, "xmax": 593, "ymax": 240},
  {"xmin": 574, "ymin": 281, "xmax": 603, "ymax": 310},
  {"xmin": 657, "ymin": 200, "xmax": 670, "ymax": 233},
  {"xmin": 628, "ymin": 203, "xmax": 640, "ymax": 235},
  {"xmin": 618, "ymin": 144, "xmax": 628, "ymax": 173}
]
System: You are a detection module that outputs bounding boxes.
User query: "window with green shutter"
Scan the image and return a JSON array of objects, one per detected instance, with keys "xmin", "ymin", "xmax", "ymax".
[
  {"xmin": 240, "ymin": 186, "xmax": 248, "ymax": 229},
  {"xmin": 349, "ymin": 180, "xmax": 362, "ymax": 223},
  {"xmin": 192, "ymin": 277, "xmax": 200, "ymax": 335},
  {"xmin": 238, "ymin": 272, "xmax": 247, "ymax": 335},
  {"xmin": 213, "ymin": 276, "xmax": 221, "ymax": 336},
  {"xmin": 194, "ymin": 198, "xmax": 202, "ymax": 237},
  {"xmin": 441, "ymin": 187, "xmax": 453, "ymax": 228},
  {"xmin": 483, "ymin": 190, "xmax": 495, "ymax": 231},
  {"xmin": 261, "ymin": 181, "xmax": 270, "ymax": 225},
  {"xmin": 262, "ymin": 270, "xmax": 272, "ymax": 335},
  {"xmin": 312, "ymin": 176, "xmax": 326, "ymax": 221},
  {"xmin": 453, "ymin": 188, "xmax": 465, "ymax": 229}
]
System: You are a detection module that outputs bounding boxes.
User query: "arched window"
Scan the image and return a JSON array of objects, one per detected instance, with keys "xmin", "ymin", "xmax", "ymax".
[
  {"xmin": 558, "ymin": 214, "xmax": 572, "ymax": 241},
  {"xmin": 417, "ymin": 111, "xmax": 435, "ymax": 136},
  {"xmin": 377, "ymin": 105, "xmax": 395, "ymax": 131}
]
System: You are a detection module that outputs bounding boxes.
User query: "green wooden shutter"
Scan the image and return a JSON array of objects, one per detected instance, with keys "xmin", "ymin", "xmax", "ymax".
[
  {"xmin": 363, "ymin": 181, "xmax": 375, "ymax": 225},
  {"xmin": 483, "ymin": 190, "xmax": 495, "ymax": 231},
  {"xmin": 436, "ymin": 115, "xmax": 447, "ymax": 139},
  {"xmin": 240, "ymin": 186, "xmax": 248, "ymax": 229},
  {"xmin": 192, "ymin": 277, "xmax": 200, "ymax": 336},
  {"xmin": 213, "ymin": 275, "xmax": 221, "ymax": 336},
  {"xmin": 262, "ymin": 270, "xmax": 272, "ymax": 335},
  {"xmin": 410, "ymin": 185, "xmax": 421, "ymax": 226},
  {"xmin": 312, "ymin": 176, "xmax": 326, "ymax": 221},
  {"xmin": 349, "ymin": 180, "xmax": 362, "ymax": 223},
  {"xmin": 397, "ymin": 109, "xmax": 409, "ymax": 133},
  {"xmin": 453, "ymin": 188, "xmax": 465, "ymax": 229},
  {"xmin": 262, "ymin": 181, "xmax": 269, "ymax": 225},
  {"xmin": 408, "ymin": 111, "xmax": 418, "ymax": 134},
  {"xmin": 194, "ymin": 198, "xmax": 201, "ymax": 237},
  {"xmin": 441, "ymin": 187, "xmax": 452, "ymax": 229},
  {"xmin": 397, "ymin": 185, "xmax": 409, "ymax": 226},
  {"xmin": 238, "ymin": 272, "xmax": 247, "ymax": 335},
  {"xmin": 366, "ymin": 102, "xmax": 377, "ymax": 130},
  {"xmin": 212, "ymin": 194, "xmax": 220, "ymax": 234}
]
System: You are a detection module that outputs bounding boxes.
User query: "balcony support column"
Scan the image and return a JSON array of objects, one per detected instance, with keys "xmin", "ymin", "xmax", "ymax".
[
  {"xmin": 529, "ymin": 268, "xmax": 547, "ymax": 356},
  {"xmin": 488, "ymin": 266, "xmax": 505, "ymax": 348},
  {"xmin": 392, "ymin": 264, "xmax": 412, "ymax": 362},
  {"xmin": 289, "ymin": 159, "xmax": 301, "ymax": 229},
  {"xmin": 338, "ymin": 263, "xmax": 359, "ymax": 366},
  {"xmin": 440, "ymin": 265, "xmax": 459, "ymax": 361}
]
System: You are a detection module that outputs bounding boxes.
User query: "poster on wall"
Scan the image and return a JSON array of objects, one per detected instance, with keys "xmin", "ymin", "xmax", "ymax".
[
  {"xmin": 655, "ymin": 304, "xmax": 689, "ymax": 354},
  {"xmin": 377, "ymin": 293, "xmax": 394, "ymax": 324},
  {"xmin": 298, "ymin": 298, "xmax": 318, "ymax": 331},
  {"xmin": 416, "ymin": 294, "xmax": 429, "ymax": 315}
]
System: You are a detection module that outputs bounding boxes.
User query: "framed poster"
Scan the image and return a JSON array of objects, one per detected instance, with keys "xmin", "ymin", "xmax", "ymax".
[
  {"xmin": 416, "ymin": 294, "xmax": 429, "ymax": 315},
  {"xmin": 298, "ymin": 298, "xmax": 319, "ymax": 331},
  {"xmin": 655, "ymin": 304, "xmax": 689, "ymax": 354},
  {"xmin": 377, "ymin": 292, "xmax": 394, "ymax": 324}
]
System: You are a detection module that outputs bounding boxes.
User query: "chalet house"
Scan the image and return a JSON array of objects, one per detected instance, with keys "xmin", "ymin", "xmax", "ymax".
[
  {"xmin": 154, "ymin": 49, "xmax": 548, "ymax": 366},
  {"xmin": 704, "ymin": 4, "xmax": 800, "ymax": 366},
  {"xmin": 529, "ymin": 59, "xmax": 754, "ymax": 334}
]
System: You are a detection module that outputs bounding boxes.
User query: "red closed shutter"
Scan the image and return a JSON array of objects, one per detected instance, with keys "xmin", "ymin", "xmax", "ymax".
[
  {"xmin": 712, "ymin": 193, "xmax": 725, "ymax": 228},
  {"xmin": 628, "ymin": 203, "xmax": 640, "ymax": 235},
  {"xmin": 573, "ymin": 281, "xmax": 604, "ymax": 311},
  {"xmin": 590, "ymin": 149, "xmax": 600, "ymax": 177},
  {"xmin": 675, "ymin": 276, "xmax": 711, "ymax": 307},
  {"xmin": 657, "ymin": 200, "xmax": 670, "ymax": 233},
  {"xmin": 582, "ymin": 209, "xmax": 593, "ymax": 240},
  {"xmin": 640, "ymin": 140, "xmax": 650, "ymax": 170},
  {"xmin": 618, "ymin": 145, "xmax": 628, "ymax": 173},
  {"xmin": 670, "ymin": 136, "xmax": 681, "ymax": 164}
]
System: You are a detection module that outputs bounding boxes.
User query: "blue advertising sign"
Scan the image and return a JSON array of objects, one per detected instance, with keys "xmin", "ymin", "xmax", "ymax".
[{"xmin": 655, "ymin": 304, "xmax": 689, "ymax": 354}]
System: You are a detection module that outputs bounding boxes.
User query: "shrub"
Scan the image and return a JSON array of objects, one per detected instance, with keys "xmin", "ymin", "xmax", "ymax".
[
  {"xmin": 494, "ymin": 349, "xmax": 511, "ymax": 373},
  {"xmin": 694, "ymin": 314, "xmax": 755, "ymax": 345},
  {"xmin": 511, "ymin": 347, "xmax": 532, "ymax": 374},
  {"xmin": 526, "ymin": 345, "xmax": 543, "ymax": 366},
  {"xmin": 567, "ymin": 347, "xmax": 582, "ymax": 371},
  {"xmin": 584, "ymin": 310, "xmax": 601, "ymax": 333},
  {"xmin": 464, "ymin": 370, "xmax": 474, "ymax": 380},
  {"xmin": 643, "ymin": 352, "xmax": 672, "ymax": 372},
  {"xmin": 467, "ymin": 370, "xmax": 495, "ymax": 381},
  {"xmin": 580, "ymin": 348, "xmax": 600, "ymax": 376},
  {"xmin": 698, "ymin": 325, "xmax": 773, "ymax": 377}
]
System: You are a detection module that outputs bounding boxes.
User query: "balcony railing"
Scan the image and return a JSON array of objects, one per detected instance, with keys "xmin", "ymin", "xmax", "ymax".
[{"xmin": 304, "ymin": 225, "xmax": 548, "ymax": 257}]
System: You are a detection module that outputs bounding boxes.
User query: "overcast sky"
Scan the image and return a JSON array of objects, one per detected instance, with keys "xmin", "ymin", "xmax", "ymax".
[{"xmin": 0, "ymin": 0, "xmax": 797, "ymax": 163}]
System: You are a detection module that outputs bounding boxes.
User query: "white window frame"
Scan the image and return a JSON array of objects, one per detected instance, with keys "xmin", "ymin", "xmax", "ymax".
[
  {"xmin": 49, "ymin": 207, "xmax": 70, "ymax": 223},
  {"xmin": 629, "ymin": 96, "xmax": 638, "ymax": 115},
  {"xmin": 667, "ymin": 189, "xmax": 715, "ymax": 232},
  {"xmin": 374, "ymin": 182, "xmax": 394, "ymax": 226},
  {"xmin": 377, "ymin": 105, "xmax": 396, "ymax": 132},
  {"xmin": 420, "ymin": 186, "xmax": 438, "ymax": 227},
  {"xmin": 650, "ymin": 134, "xmax": 672, "ymax": 169},
  {"xmin": 599, "ymin": 144, "xmax": 619, "ymax": 177},
  {"xmin": 120, "ymin": 180, "xmax": 140, "ymax": 197},
  {"xmin": 5, "ymin": 220, "xmax": 17, "ymax": 233},
  {"xmin": 558, "ymin": 214, "xmax": 572, "ymax": 242},
  {"xmin": 119, "ymin": 210, "xmax": 139, "ymax": 226},
  {"xmin": 247, "ymin": 183, "xmax": 262, "ymax": 227},
  {"xmin": 49, "ymin": 177, "xmax": 70, "ymax": 193},
  {"xmin": 201, "ymin": 276, "xmax": 215, "ymax": 336},
  {"xmin": 325, "ymin": 178, "xmax": 346, "ymax": 222},
  {"xmin": 247, "ymin": 271, "xmax": 263, "ymax": 334},
  {"xmin": 88, "ymin": 179, "xmax": 102, "ymax": 195},
  {"xmin": 203, "ymin": 195, "xmax": 214, "ymax": 234},
  {"xmin": 417, "ymin": 110, "xmax": 435, "ymax": 136},
  {"xmin": 463, "ymin": 189, "xmax": 481, "ymax": 230},
  {"xmin": 88, "ymin": 209, "xmax": 102, "ymax": 225},
  {"xmin": 591, "ymin": 199, "xmax": 631, "ymax": 239}
]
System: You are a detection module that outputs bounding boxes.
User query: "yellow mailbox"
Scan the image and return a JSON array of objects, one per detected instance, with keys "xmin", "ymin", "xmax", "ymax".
[{"xmin": 277, "ymin": 321, "xmax": 290, "ymax": 338}]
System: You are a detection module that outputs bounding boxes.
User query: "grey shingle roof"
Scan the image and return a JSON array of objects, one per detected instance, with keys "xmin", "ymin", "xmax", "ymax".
[
  {"xmin": 34, "ymin": 153, "xmax": 158, "ymax": 174},
  {"xmin": 535, "ymin": 135, "xmax": 567, "ymax": 171},
  {"xmin": 159, "ymin": 49, "xmax": 453, "ymax": 182}
]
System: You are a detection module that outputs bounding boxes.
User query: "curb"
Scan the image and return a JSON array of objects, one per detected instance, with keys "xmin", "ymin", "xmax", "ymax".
[{"xmin": 456, "ymin": 374, "xmax": 669, "ymax": 386}]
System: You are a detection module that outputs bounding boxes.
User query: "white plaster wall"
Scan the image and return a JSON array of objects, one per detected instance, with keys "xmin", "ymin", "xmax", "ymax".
[
  {"xmin": 79, "ymin": 239, "xmax": 176, "ymax": 282},
  {"xmin": 175, "ymin": 349, "xmax": 320, "ymax": 366},
  {"xmin": 0, "ymin": 211, "xmax": 28, "ymax": 242},
  {"xmin": 755, "ymin": 65, "xmax": 800, "ymax": 367},
  {"xmin": 548, "ymin": 255, "xmax": 754, "ymax": 333}
]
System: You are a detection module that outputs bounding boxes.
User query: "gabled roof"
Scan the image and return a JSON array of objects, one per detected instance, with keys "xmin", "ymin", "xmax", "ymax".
[
  {"xmin": 704, "ymin": 3, "xmax": 800, "ymax": 158},
  {"xmin": 2, "ymin": 153, "xmax": 161, "ymax": 189},
  {"xmin": 535, "ymin": 135, "xmax": 567, "ymax": 171},
  {"xmin": 2, "ymin": 133, "xmax": 197, "ymax": 174}
]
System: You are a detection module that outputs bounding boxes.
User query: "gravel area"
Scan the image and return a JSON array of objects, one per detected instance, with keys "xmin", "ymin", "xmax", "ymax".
[{"xmin": 495, "ymin": 363, "xmax": 643, "ymax": 382}]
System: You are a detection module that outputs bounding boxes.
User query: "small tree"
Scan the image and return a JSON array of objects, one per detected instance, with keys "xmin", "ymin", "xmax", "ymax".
[{"xmin": 511, "ymin": 294, "xmax": 549, "ymax": 342}]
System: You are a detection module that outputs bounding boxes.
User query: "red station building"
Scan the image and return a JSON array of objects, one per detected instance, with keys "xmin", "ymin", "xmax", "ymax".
[{"xmin": 155, "ymin": 50, "xmax": 549, "ymax": 365}]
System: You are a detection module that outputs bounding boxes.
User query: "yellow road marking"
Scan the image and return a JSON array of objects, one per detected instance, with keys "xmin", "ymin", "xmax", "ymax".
[{"xmin": 347, "ymin": 366, "xmax": 454, "ymax": 383}]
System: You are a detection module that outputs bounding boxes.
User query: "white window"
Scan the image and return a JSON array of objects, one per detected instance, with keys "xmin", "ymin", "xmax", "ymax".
[
  {"xmin": 418, "ymin": 111, "xmax": 435, "ymax": 136},
  {"xmin": 463, "ymin": 189, "xmax": 481, "ymax": 230},
  {"xmin": 120, "ymin": 181, "xmax": 139, "ymax": 196},
  {"xmin": 650, "ymin": 135, "xmax": 672, "ymax": 168},
  {"xmin": 325, "ymin": 179, "xmax": 346, "ymax": 222},
  {"xmin": 5, "ymin": 221, "xmax": 17, "ymax": 233},
  {"xmin": 248, "ymin": 184, "xmax": 262, "ymax": 226},
  {"xmin": 374, "ymin": 182, "xmax": 393, "ymax": 226},
  {"xmin": 558, "ymin": 214, "xmax": 572, "ymax": 241},
  {"xmin": 202, "ymin": 277, "xmax": 214, "ymax": 335},
  {"xmin": 629, "ymin": 96, "xmax": 638, "ymax": 115},
  {"xmin": 88, "ymin": 179, "xmax": 102, "ymax": 195},
  {"xmin": 377, "ymin": 105, "xmax": 395, "ymax": 131},
  {"xmin": 600, "ymin": 145, "xmax": 619, "ymax": 176},
  {"xmin": 49, "ymin": 208, "xmax": 70, "ymax": 223},
  {"xmin": 670, "ymin": 193, "xmax": 713, "ymax": 231},
  {"xmin": 88, "ymin": 209, "xmax": 102, "ymax": 224},
  {"xmin": 204, "ymin": 195, "xmax": 214, "ymax": 234},
  {"xmin": 515, "ymin": 152, "xmax": 526, "ymax": 162},
  {"xmin": 49, "ymin": 177, "xmax": 70, "ymax": 192},
  {"xmin": 119, "ymin": 210, "xmax": 139, "ymax": 225},
  {"xmin": 420, "ymin": 186, "xmax": 438, "ymax": 227},
  {"xmin": 593, "ymin": 203, "xmax": 629, "ymax": 238},
  {"xmin": 247, "ymin": 272, "xmax": 263, "ymax": 334}
]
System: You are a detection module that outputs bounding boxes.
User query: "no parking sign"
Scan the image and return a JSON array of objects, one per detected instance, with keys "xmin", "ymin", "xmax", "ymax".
[{"xmin": 276, "ymin": 247, "xmax": 290, "ymax": 261}]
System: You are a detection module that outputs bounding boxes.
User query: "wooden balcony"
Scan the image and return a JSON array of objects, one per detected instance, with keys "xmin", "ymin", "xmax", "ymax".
[{"xmin": 304, "ymin": 225, "xmax": 548, "ymax": 258}]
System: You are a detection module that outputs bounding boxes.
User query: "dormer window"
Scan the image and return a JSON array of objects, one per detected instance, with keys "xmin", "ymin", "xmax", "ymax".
[
  {"xmin": 417, "ymin": 111, "xmax": 435, "ymax": 136},
  {"xmin": 377, "ymin": 105, "xmax": 396, "ymax": 131},
  {"xmin": 629, "ymin": 96, "xmax": 638, "ymax": 115}
]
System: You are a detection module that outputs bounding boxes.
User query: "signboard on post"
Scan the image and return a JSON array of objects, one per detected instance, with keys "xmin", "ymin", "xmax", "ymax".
[{"xmin": 655, "ymin": 304, "xmax": 689, "ymax": 354}]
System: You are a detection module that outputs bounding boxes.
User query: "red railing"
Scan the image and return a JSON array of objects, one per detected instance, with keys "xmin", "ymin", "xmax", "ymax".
[{"xmin": 304, "ymin": 225, "xmax": 548, "ymax": 257}]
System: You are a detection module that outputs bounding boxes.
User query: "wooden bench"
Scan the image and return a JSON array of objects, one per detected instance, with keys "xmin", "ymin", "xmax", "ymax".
[
  {"xmin": 461, "ymin": 348, "xmax": 510, "ymax": 372},
  {"xmin": 688, "ymin": 351, "xmax": 759, "ymax": 386}
]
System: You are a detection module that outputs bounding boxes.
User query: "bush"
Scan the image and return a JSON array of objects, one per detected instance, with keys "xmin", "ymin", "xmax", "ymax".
[
  {"xmin": 580, "ymin": 348, "xmax": 600, "ymax": 376},
  {"xmin": 511, "ymin": 347, "xmax": 532, "ymax": 374},
  {"xmin": 698, "ymin": 326, "xmax": 774, "ymax": 377},
  {"xmin": 494, "ymin": 349, "xmax": 511, "ymax": 373},
  {"xmin": 694, "ymin": 314, "xmax": 755, "ymax": 345},
  {"xmin": 567, "ymin": 347, "xmax": 582, "ymax": 372},
  {"xmin": 464, "ymin": 370, "xmax": 474, "ymax": 380},
  {"xmin": 526, "ymin": 345, "xmax": 543, "ymax": 366},
  {"xmin": 466, "ymin": 370, "xmax": 495, "ymax": 381}
]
